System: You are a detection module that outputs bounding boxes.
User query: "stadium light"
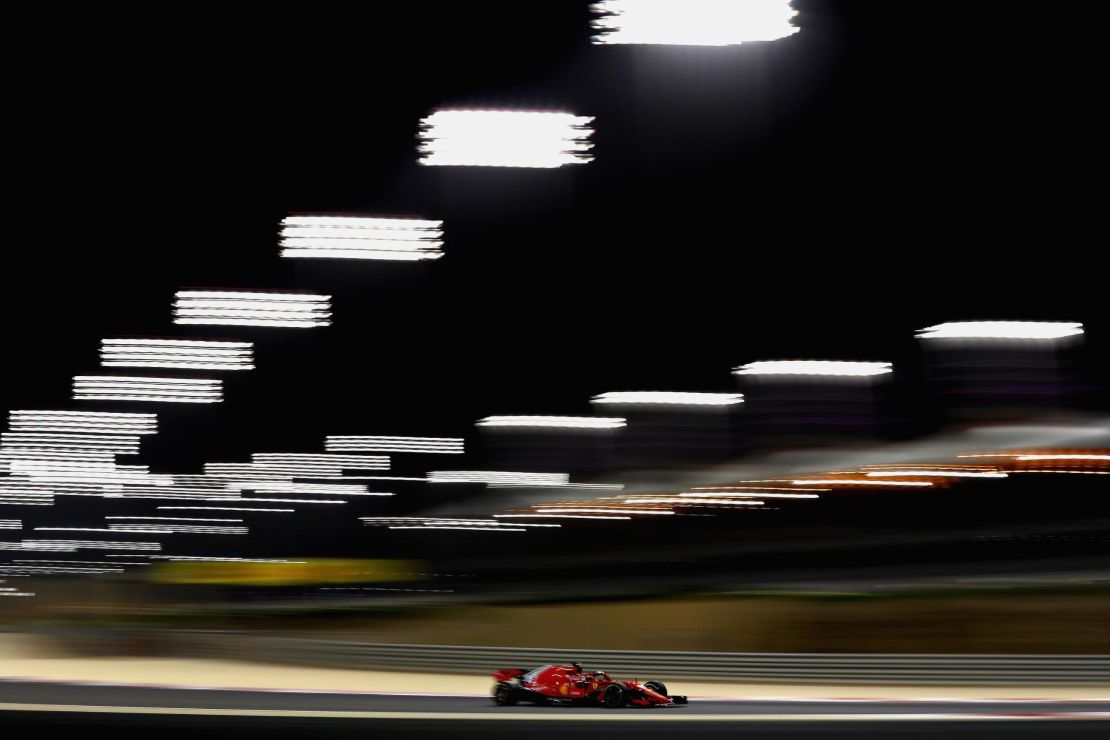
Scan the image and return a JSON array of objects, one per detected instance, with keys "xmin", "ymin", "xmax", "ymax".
[
  {"xmin": 591, "ymin": 0, "xmax": 800, "ymax": 46},
  {"xmin": 733, "ymin": 360, "xmax": 892, "ymax": 377},
  {"xmin": 591, "ymin": 391, "xmax": 743, "ymax": 406},
  {"xmin": 325, "ymin": 435, "xmax": 464, "ymax": 454},
  {"xmin": 173, "ymin": 290, "xmax": 332, "ymax": 328},
  {"xmin": 100, "ymin": 338, "xmax": 254, "ymax": 371},
  {"xmin": 418, "ymin": 109, "xmax": 594, "ymax": 168},
  {"xmin": 280, "ymin": 215, "xmax": 444, "ymax": 261},
  {"xmin": 428, "ymin": 471, "xmax": 570, "ymax": 486},
  {"xmin": 8, "ymin": 410, "xmax": 158, "ymax": 435},
  {"xmin": 477, "ymin": 416, "xmax": 626, "ymax": 429},
  {"xmin": 916, "ymin": 321, "xmax": 1084, "ymax": 340},
  {"xmin": 72, "ymin": 376, "xmax": 223, "ymax": 404}
]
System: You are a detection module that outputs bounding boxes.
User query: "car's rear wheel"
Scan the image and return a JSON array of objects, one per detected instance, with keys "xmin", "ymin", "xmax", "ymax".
[
  {"xmin": 644, "ymin": 680, "xmax": 668, "ymax": 697},
  {"xmin": 603, "ymin": 684, "xmax": 628, "ymax": 708},
  {"xmin": 492, "ymin": 683, "xmax": 517, "ymax": 706}
]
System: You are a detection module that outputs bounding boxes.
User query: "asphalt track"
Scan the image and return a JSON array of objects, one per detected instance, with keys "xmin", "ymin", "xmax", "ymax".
[{"xmin": 2, "ymin": 680, "xmax": 1108, "ymax": 738}]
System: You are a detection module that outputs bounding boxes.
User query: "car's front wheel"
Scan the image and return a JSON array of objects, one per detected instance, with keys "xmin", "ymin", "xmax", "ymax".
[
  {"xmin": 603, "ymin": 684, "xmax": 628, "ymax": 708},
  {"xmin": 644, "ymin": 680, "xmax": 668, "ymax": 697},
  {"xmin": 492, "ymin": 682, "xmax": 517, "ymax": 706}
]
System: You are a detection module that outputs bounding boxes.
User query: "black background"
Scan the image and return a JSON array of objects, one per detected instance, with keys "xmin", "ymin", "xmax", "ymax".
[{"xmin": 4, "ymin": 0, "xmax": 1106, "ymax": 476}]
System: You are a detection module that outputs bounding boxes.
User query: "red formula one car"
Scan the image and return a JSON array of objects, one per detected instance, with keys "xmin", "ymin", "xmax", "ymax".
[{"xmin": 491, "ymin": 662, "xmax": 688, "ymax": 708}]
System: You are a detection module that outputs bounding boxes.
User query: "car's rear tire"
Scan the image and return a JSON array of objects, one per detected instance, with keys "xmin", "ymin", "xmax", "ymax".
[
  {"xmin": 492, "ymin": 682, "xmax": 517, "ymax": 706},
  {"xmin": 603, "ymin": 684, "xmax": 628, "ymax": 708},
  {"xmin": 644, "ymin": 680, "xmax": 668, "ymax": 697}
]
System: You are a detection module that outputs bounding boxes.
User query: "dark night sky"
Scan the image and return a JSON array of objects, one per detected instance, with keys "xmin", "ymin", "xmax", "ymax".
[{"xmin": 4, "ymin": 1, "xmax": 1107, "ymax": 476}]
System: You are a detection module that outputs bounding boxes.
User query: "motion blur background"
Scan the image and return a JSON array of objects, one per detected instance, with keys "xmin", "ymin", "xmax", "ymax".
[{"xmin": 2, "ymin": 0, "xmax": 1109, "ymax": 671}]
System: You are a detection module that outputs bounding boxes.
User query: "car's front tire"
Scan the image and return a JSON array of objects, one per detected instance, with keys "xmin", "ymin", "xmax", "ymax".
[
  {"xmin": 644, "ymin": 680, "xmax": 668, "ymax": 697},
  {"xmin": 603, "ymin": 684, "xmax": 628, "ymax": 708}
]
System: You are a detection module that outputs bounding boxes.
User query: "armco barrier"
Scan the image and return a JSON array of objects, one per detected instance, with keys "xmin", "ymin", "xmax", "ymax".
[{"xmin": 161, "ymin": 632, "xmax": 1110, "ymax": 685}]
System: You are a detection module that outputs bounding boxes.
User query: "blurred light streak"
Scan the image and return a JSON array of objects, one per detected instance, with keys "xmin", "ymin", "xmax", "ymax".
[
  {"xmin": 157, "ymin": 506, "xmax": 295, "ymax": 512},
  {"xmin": 36, "ymin": 527, "xmax": 174, "ymax": 534},
  {"xmin": 591, "ymin": 0, "xmax": 800, "ymax": 46},
  {"xmin": 388, "ymin": 526, "xmax": 527, "ymax": 532},
  {"xmin": 535, "ymin": 507, "xmax": 675, "ymax": 515},
  {"xmin": 428, "ymin": 470, "xmax": 570, "ymax": 485},
  {"xmin": 734, "ymin": 360, "xmax": 892, "ymax": 377},
  {"xmin": 0, "ymin": 451, "xmax": 118, "ymax": 467},
  {"xmin": 10, "ymin": 461, "xmax": 173, "ymax": 486},
  {"xmin": 149, "ymin": 555, "xmax": 305, "ymax": 563},
  {"xmin": 916, "ymin": 321, "xmax": 1084, "ymax": 340},
  {"xmin": 173, "ymin": 290, "xmax": 332, "ymax": 328},
  {"xmin": 690, "ymin": 485, "xmax": 830, "ymax": 492},
  {"xmin": 0, "ymin": 543, "xmax": 76, "ymax": 551},
  {"xmin": 477, "ymin": 415, "xmax": 626, "ymax": 429},
  {"xmin": 494, "ymin": 513, "xmax": 632, "ymax": 520},
  {"xmin": 326, "ymin": 435, "xmax": 464, "ymax": 454},
  {"xmin": 107, "ymin": 516, "xmax": 243, "ymax": 522},
  {"xmin": 865, "ymin": 470, "xmax": 1008, "ymax": 478},
  {"xmin": 490, "ymin": 482, "xmax": 625, "ymax": 490},
  {"xmin": 334, "ymin": 475, "xmax": 432, "ymax": 482},
  {"xmin": 866, "ymin": 462, "xmax": 1000, "ymax": 467},
  {"xmin": 9, "ymin": 410, "xmax": 158, "ymax": 434},
  {"xmin": 1015, "ymin": 454, "xmax": 1110, "ymax": 461},
  {"xmin": 2, "ymin": 432, "xmax": 142, "ymax": 451},
  {"xmin": 362, "ymin": 516, "xmax": 559, "ymax": 528},
  {"xmin": 0, "ymin": 520, "xmax": 20, "ymax": 529},
  {"xmin": 0, "ymin": 495, "xmax": 55, "ymax": 506},
  {"xmin": 591, "ymin": 391, "xmax": 743, "ymax": 406},
  {"xmin": 252, "ymin": 489, "xmax": 392, "ymax": 497},
  {"xmin": 624, "ymin": 497, "xmax": 763, "ymax": 505},
  {"xmin": 216, "ymin": 497, "xmax": 345, "ymax": 504},
  {"xmin": 9, "ymin": 539, "xmax": 162, "ymax": 550},
  {"xmin": 14, "ymin": 559, "xmax": 136, "ymax": 566},
  {"xmin": 251, "ymin": 452, "xmax": 391, "ymax": 472},
  {"xmin": 108, "ymin": 524, "xmax": 247, "ymax": 534},
  {"xmin": 679, "ymin": 491, "xmax": 818, "ymax": 498},
  {"xmin": 73, "ymin": 375, "xmax": 223, "ymax": 403},
  {"xmin": 225, "ymin": 481, "xmax": 388, "ymax": 496},
  {"xmin": 791, "ymin": 479, "xmax": 933, "ymax": 487},
  {"xmin": 226, "ymin": 481, "xmax": 371, "ymax": 493},
  {"xmin": 281, "ymin": 215, "xmax": 444, "ymax": 261},
  {"xmin": 100, "ymin": 338, "xmax": 254, "ymax": 371},
  {"xmin": 418, "ymin": 109, "xmax": 594, "ymax": 168}
]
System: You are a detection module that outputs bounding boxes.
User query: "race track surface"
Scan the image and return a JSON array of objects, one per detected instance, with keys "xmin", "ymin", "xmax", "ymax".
[{"xmin": 2, "ymin": 679, "xmax": 1108, "ymax": 739}]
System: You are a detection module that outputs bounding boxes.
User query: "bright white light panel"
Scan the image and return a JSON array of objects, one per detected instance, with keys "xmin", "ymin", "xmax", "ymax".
[
  {"xmin": 8, "ymin": 411, "xmax": 158, "ymax": 435},
  {"xmin": 427, "ymin": 470, "xmax": 570, "ymax": 486},
  {"xmin": 280, "ymin": 216, "xmax": 444, "ymax": 261},
  {"xmin": 173, "ymin": 291, "xmax": 332, "ymax": 328},
  {"xmin": 591, "ymin": 391, "xmax": 743, "ymax": 406},
  {"xmin": 733, "ymin": 361, "xmax": 892, "ymax": 377},
  {"xmin": 325, "ymin": 435, "xmax": 464, "ymax": 454},
  {"xmin": 418, "ymin": 109, "xmax": 594, "ymax": 168},
  {"xmin": 477, "ymin": 416, "xmax": 626, "ymax": 429},
  {"xmin": 916, "ymin": 321, "xmax": 1084, "ymax": 340},
  {"xmin": 591, "ymin": 0, "xmax": 800, "ymax": 46},
  {"xmin": 73, "ymin": 376, "xmax": 223, "ymax": 404},
  {"xmin": 100, "ymin": 339, "xmax": 254, "ymax": 371}
]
